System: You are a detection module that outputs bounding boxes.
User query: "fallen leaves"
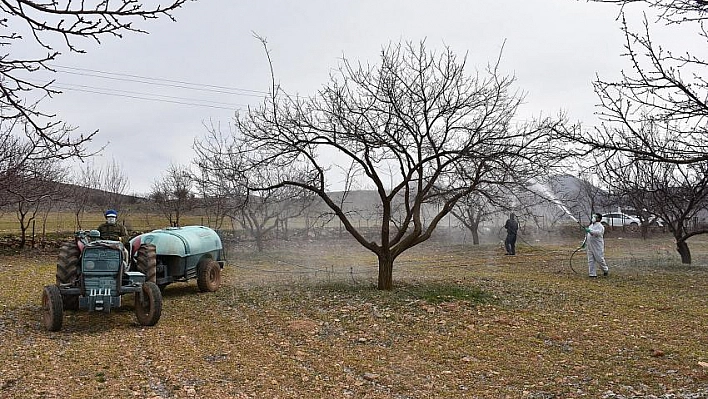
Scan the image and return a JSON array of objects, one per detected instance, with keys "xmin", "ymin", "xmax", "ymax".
[{"xmin": 1, "ymin": 236, "xmax": 707, "ymax": 398}]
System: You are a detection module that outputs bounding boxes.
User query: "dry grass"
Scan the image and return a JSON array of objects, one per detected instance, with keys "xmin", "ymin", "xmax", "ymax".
[{"xmin": 1, "ymin": 233, "xmax": 707, "ymax": 398}]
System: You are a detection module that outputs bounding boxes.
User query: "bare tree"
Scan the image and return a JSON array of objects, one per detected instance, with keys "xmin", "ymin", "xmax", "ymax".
[
  {"xmin": 193, "ymin": 123, "xmax": 249, "ymax": 230},
  {"xmin": 193, "ymin": 170, "xmax": 229, "ymax": 230},
  {"xmin": 450, "ymin": 192, "xmax": 494, "ymax": 245},
  {"xmin": 550, "ymin": 1, "xmax": 708, "ymax": 257},
  {"xmin": 234, "ymin": 185, "xmax": 311, "ymax": 252},
  {"xmin": 5, "ymin": 157, "xmax": 67, "ymax": 248},
  {"xmin": 556, "ymin": 2, "xmax": 708, "ymax": 165},
  {"xmin": 150, "ymin": 163, "xmax": 194, "ymax": 227},
  {"xmin": 98, "ymin": 158, "xmax": 130, "ymax": 209},
  {"xmin": 67, "ymin": 162, "xmax": 102, "ymax": 230},
  {"xmin": 275, "ymin": 188, "xmax": 316, "ymax": 241},
  {"xmin": 0, "ymin": 0, "xmax": 188, "ymax": 158},
  {"xmin": 599, "ymin": 154, "xmax": 708, "ymax": 263},
  {"xmin": 0, "ymin": 121, "xmax": 30, "ymax": 207},
  {"xmin": 236, "ymin": 39, "xmax": 566, "ymax": 290},
  {"xmin": 194, "ymin": 128, "xmax": 316, "ymax": 251}
]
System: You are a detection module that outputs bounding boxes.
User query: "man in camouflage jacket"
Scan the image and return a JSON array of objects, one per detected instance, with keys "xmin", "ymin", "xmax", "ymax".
[{"xmin": 97, "ymin": 209, "xmax": 128, "ymax": 245}]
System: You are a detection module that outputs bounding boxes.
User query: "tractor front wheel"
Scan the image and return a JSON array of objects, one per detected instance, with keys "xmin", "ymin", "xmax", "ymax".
[
  {"xmin": 134, "ymin": 282, "xmax": 162, "ymax": 326},
  {"xmin": 197, "ymin": 259, "xmax": 221, "ymax": 292},
  {"xmin": 42, "ymin": 285, "xmax": 64, "ymax": 331}
]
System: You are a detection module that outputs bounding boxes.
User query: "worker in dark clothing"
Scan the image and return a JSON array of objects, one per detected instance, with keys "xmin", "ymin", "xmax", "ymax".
[
  {"xmin": 97, "ymin": 209, "xmax": 129, "ymax": 245},
  {"xmin": 504, "ymin": 213, "xmax": 519, "ymax": 255},
  {"xmin": 97, "ymin": 209, "xmax": 131, "ymax": 270}
]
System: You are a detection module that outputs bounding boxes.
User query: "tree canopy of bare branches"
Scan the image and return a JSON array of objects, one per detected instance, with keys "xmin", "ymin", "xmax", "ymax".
[
  {"xmin": 233, "ymin": 40, "xmax": 567, "ymax": 290},
  {"xmin": 593, "ymin": 0, "xmax": 708, "ymax": 24},
  {"xmin": 150, "ymin": 163, "xmax": 194, "ymax": 227},
  {"xmin": 557, "ymin": 1, "xmax": 708, "ymax": 164},
  {"xmin": 194, "ymin": 125, "xmax": 318, "ymax": 251},
  {"xmin": 0, "ymin": 0, "xmax": 189, "ymax": 170}
]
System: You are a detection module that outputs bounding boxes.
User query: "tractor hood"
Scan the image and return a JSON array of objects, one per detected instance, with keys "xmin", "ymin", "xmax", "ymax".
[{"xmin": 130, "ymin": 226, "xmax": 222, "ymax": 257}]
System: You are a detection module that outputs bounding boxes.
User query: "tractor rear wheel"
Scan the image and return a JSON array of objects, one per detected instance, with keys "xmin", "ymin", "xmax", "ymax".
[
  {"xmin": 135, "ymin": 244, "xmax": 157, "ymax": 283},
  {"xmin": 134, "ymin": 282, "xmax": 162, "ymax": 326},
  {"xmin": 56, "ymin": 242, "xmax": 80, "ymax": 310},
  {"xmin": 42, "ymin": 285, "xmax": 63, "ymax": 331},
  {"xmin": 197, "ymin": 259, "xmax": 221, "ymax": 292}
]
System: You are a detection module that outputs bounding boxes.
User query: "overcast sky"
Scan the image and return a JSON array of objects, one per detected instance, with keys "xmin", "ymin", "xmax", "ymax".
[{"xmin": 36, "ymin": 0, "xmax": 642, "ymax": 194}]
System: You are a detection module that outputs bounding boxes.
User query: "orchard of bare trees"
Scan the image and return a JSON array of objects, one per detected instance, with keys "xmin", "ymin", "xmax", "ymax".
[
  {"xmin": 195, "ymin": 39, "xmax": 570, "ymax": 290},
  {"xmin": 2, "ymin": 1, "xmax": 708, "ymax": 290}
]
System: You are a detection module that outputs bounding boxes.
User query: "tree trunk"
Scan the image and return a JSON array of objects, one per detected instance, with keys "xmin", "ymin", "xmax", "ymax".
[
  {"xmin": 280, "ymin": 219, "xmax": 289, "ymax": 241},
  {"xmin": 19, "ymin": 223, "xmax": 27, "ymax": 249},
  {"xmin": 254, "ymin": 232, "xmax": 264, "ymax": 252},
  {"xmin": 377, "ymin": 254, "xmax": 394, "ymax": 290},
  {"xmin": 676, "ymin": 240, "xmax": 691, "ymax": 264}
]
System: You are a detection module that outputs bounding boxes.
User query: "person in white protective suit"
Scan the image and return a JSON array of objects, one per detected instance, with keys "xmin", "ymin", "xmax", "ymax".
[{"xmin": 585, "ymin": 213, "xmax": 609, "ymax": 278}]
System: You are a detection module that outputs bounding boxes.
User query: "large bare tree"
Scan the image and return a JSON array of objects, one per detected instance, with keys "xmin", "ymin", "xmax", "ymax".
[
  {"xmin": 235, "ymin": 40, "xmax": 566, "ymax": 290},
  {"xmin": 551, "ymin": 1, "xmax": 708, "ymax": 259}
]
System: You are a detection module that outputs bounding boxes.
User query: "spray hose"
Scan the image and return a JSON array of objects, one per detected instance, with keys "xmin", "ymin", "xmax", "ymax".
[
  {"xmin": 568, "ymin": 221, "xmax": 592, "ymax": 275},
  {"xmin": 568, "ymin": 235, "xmax": 586, "ymax": 274}
]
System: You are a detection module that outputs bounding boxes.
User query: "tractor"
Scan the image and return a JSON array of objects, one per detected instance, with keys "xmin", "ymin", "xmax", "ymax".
[{"xmin": 42, "ymin": 230, "xmax": 162, "ymax": 331}]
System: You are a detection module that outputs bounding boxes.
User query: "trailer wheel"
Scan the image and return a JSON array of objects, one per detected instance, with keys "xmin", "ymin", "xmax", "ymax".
[
  {"xmin": 56, "ymin": 242, "xmax": 80, "ymax": 310},
  {"xmin": 136, "ymin": 244, "xmax": 157, "ymax": 283},
  {"xmin": 134, "ymin": 282, "xmax": 162, "ymax": 326},
  {"xmin": 197, "ymin": 259, "xmax": 221, "ymax": 292},
  {"xmin": 42, "ymin": 285, "xmax": 63, "ymax": 331}
]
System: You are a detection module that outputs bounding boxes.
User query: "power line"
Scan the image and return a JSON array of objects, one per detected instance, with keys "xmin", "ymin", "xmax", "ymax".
[
  {"xmin": 51, "ymin": 83, "xmax": 248, "ymax": 111},
  {"xmin": 52, "ymin": 81, "xmax": 251, "ymax": 109},
  {"xmin": 52, "ymin": 64, "xmax": 270, "ymax": 97}
]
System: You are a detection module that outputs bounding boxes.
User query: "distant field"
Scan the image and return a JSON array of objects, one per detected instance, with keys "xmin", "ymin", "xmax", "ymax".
[
  {"xmin": 0, "ymin": 210, "xmax": 219, "ymax": 236},
  {"xmin": 0, "ymin": 209, "xmax": 469, "ymax": 248}
]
